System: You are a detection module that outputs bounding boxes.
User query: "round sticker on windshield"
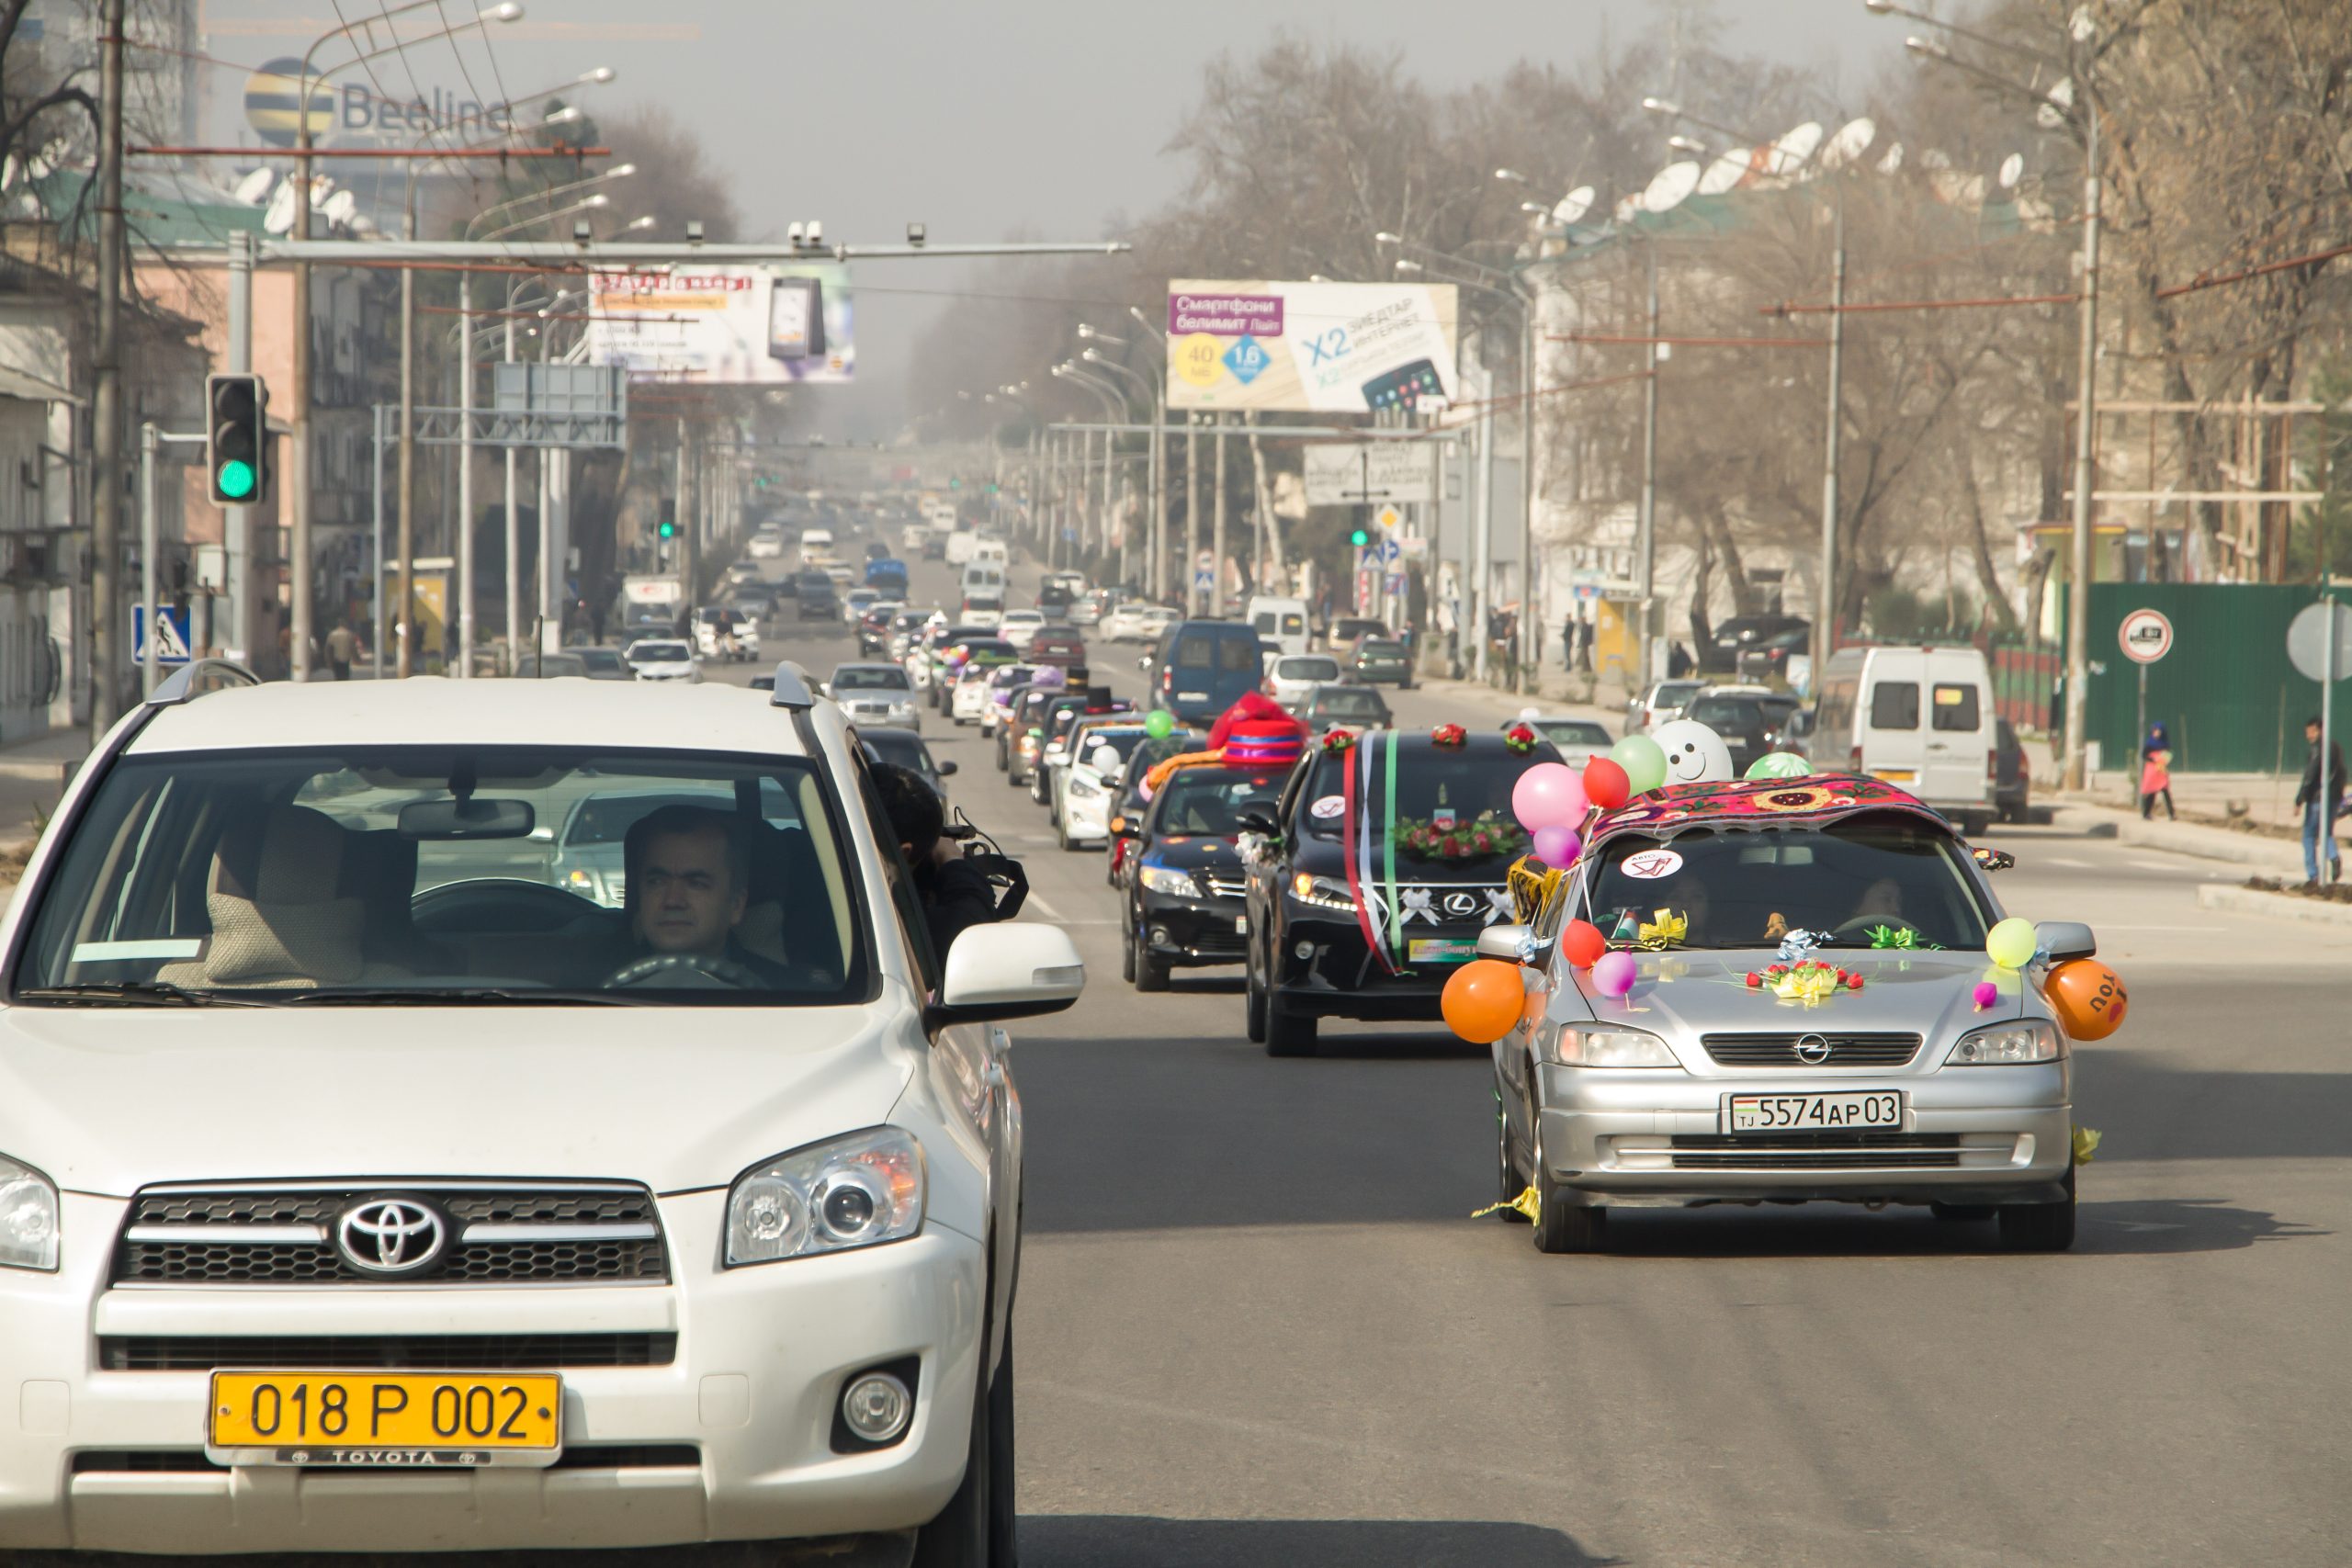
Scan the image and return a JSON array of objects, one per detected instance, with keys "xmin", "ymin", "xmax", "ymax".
[
  {"xmin": 1309, "ymin": 795, "xmax": 1346, "ymax": 820},
  {"xmin": 1622, "ymin": 848, "xmax": 1683, "ymax": 881}
]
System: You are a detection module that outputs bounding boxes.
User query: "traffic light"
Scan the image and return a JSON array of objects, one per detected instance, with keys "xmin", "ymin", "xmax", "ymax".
[
  {"xmin": 657, "ymin": 498, "xmax": 678, "ymax": 540},
  {"xmin": 1349, "ymin": 525, "xmax": 1371, "ymax": 547},
  {"xmin": 948, "ymin": 478, "xmax": 962, "ymax": 491},
  {"xmin": 205, "ymin": 373, "xmax": 269, "ymax": 505}
]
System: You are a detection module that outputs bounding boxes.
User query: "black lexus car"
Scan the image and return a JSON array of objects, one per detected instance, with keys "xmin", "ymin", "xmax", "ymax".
[
  {"xmin": 1241, "ymin": 728, "xmax": 1561, "ymax": 1055},
  {"xmin": 1117, "ymin": 761, "xmax": 1288, "ymax": 991}
]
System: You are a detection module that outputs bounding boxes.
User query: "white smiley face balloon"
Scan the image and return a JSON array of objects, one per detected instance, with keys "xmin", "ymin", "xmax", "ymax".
[{"xmin": 1652, "ymin": 718, "xmax": 1736, "ymax": 784}]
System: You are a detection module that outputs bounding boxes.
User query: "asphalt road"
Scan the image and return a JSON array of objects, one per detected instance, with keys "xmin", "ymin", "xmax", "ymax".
[{"xmin": 722, "ymin": 542, "xmax": 2351, "ymax": 1568}]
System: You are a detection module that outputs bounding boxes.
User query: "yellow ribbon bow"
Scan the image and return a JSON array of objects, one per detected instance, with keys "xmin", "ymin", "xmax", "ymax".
[{"xmin": 1637, "ymin": 908, "xmax": 1687, "ymax": 950}]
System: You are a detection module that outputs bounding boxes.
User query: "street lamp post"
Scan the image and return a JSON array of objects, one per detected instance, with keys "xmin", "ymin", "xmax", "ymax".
[
  {"xmin": 1056, "ymin": 363, "xmax": 1126, "ymax": 571},
  {"xmin": 1080, "ymin": 343, "xmax": 1156, "ymax": 593}
]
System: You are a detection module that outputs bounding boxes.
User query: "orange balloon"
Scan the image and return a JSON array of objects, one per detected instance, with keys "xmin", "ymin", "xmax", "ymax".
[
  {"xmin": 2046, "ymin": 959, "xmax": 2129, "ymax": 1041},
  {"xmin": 1559, "ymin": 919, "xmax": 1608, "ymax": 969},
  {"xmin": 1443, "ymin": 959, "xmax": 1527, "ymax": 1044}
]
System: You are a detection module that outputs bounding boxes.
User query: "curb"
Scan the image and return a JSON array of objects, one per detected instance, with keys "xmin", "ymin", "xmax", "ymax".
[
  {"xmin": 2051, "ymin": 805, "xmax": 2306, "ymax": 874},
  {"xmin": 2196, "ymin": 882, "xmax": 2352, "ymax": 927}
]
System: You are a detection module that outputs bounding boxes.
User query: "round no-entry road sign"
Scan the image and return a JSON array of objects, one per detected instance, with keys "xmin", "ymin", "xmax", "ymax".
[{"xmin": 2118, "ymin": 608, "xmax": 2173, "ymax": 665}]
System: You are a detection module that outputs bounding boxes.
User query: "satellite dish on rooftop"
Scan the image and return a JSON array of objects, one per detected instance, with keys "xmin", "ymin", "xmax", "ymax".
[
  {"xmin": 232, "ymin": 167, "xmax": 277, "ymax": 206},
  {"xmin": 1695, "ymin": 150, "xmax": 1749, "ymax": 195},
  {"xmin": 1817, "ymin": 117, "xmax": 1876, "ymax": 173},
  {"xmin": 1640, "ymin": 159, "xmax": 1702, "ymax": 214},
  {"xmin": 1765, "ymin": 121, "xmax": 1824, "ymax": 177},
  {"xmin": 1612, "ymin": 193, "xmax": 1641, "ymax": 223},
  {"xmin": 1552, "ymin": 185, "xmax": 1595, "ymax": 225},
  {"xmin": 262, "ymin": 179, "xmax": 299, "ymax": 234},
  {"xmin": 1920, "ymin": 148, "xmax": 1952, "ymax": 171},
  {"xmin": 322, "ymin": 189, "xmax": 358, "ymax": 228},
  {"xmin": 1877, "ymin": 141, "xmax": 1904, "ymax": 175},
  {"xmin": 1998, "ymin": 152, "xmax": 2025, "ymax": 189}
]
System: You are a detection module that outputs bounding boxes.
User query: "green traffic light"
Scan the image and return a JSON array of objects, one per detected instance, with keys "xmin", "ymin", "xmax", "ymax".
[
  {"xmin": 1350, "ymin": 527, "xmax": 1370, "ymax": 547},
  {"xmin": 217, "ymin": 459, "xmax": 256, "ymax": 501}
]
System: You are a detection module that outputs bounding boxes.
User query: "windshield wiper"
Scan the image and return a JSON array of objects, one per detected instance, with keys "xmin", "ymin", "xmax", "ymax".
[
  {"xmin": 16, "ymin": 981, "xmax": 270, "ymax": 1008},
  {"xmin": 276, "ymin": 987, "xmax": 646, "ymax": 1007}
]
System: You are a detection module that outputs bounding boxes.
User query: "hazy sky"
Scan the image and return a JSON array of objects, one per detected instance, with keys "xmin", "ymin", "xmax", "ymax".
[{"xmin": 202, "ymin": 1, "xmax": 1909, "ymax": 431}]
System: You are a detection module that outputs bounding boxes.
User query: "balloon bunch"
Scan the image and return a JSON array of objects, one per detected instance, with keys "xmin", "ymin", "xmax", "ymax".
[{"xmin": 1984, "ymin": 916, "xmax": 2130, "ymax": 1041}]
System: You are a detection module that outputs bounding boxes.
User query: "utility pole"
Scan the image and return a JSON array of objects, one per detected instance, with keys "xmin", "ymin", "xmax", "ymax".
[
  {"xmin": 397, "ymin": 191, "xmax": 416, "ymax": 678},
  {"xmin": 503, "ymin": 316, "xmax": 521, "ymax": 670},
  {"xmin": 2062, "ymin": 101, "xmax": 2101, "ymax": 790},
  {"xmin": 1517, "ymin": 285, "xmax": 1537, "ymax": 693},
  {"xmin": 227, "ymin": 232, "xmax": 253, "ymax": 666},
  {"xmin": 1211, "ymin": 415, "xmax": 1228, "ymax": 616},
  {"xmin": 454, "ymin": 271, "xmax": 475, "ymax": 676},
  {"xmin": 1183, "ymin": 414, "xmax": 1200, "ymax": 609},
  {"xmin": 1635, "ymin": 244, "xmax": 1660, "ymax": 694},
  {"xmin": 88, "ymin": 0, "xmax": 126, "ymax": 729},
  {"xmin": 289, "ymin": 55, "xmax": 316, "ymax": 684},
  {"xmin": 1815, "ymin": 208, "xmax": 1846, "ymax": 688},
  {"xmin": 676, "ymin": 416, "xmax": 697, "ymax": 608}
]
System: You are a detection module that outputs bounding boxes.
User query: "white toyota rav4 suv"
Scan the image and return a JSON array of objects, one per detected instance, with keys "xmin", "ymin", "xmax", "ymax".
[{"xmin": 0, "ymin": 661, "xmax": 1080, "ymax": 1566}]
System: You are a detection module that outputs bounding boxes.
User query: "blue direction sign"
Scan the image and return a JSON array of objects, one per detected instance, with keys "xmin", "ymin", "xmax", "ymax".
[{"xmin": 132, "ymin": 605, "xmax": 191, "ymax": 666}]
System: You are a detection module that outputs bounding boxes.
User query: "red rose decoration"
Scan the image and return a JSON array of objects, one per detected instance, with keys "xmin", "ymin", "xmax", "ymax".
[
  {"xmin": 1504, "ymin": 723, "xmax": 1539, "ymax": 756},
  {"xmin": 1845, "ymin": 974, "xmax": 1864, "ymax": 990},
  {"xmin": 1745, "ymin": 972, "xmax": 1762, "ymax": 987},
  {"xmin": 1321, "ymin": 728, "xmax": 1359, "ymax": 753},
  {"xmin": 1431, "ymin": 723, "xmax": 1467, "ymax": 748}
]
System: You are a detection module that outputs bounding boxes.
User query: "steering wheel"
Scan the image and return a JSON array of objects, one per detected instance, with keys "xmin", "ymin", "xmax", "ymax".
[
  {"xmin": 601, "ymin": 952, "xmax": 765, "ymax": 990},
  {"xmin": 412, "ymin": 878, "xmax": 605, "ymax": 934},
  {"xmin": 1829, "ymin": 913, "xmax": 1922, "ymax": 942}
]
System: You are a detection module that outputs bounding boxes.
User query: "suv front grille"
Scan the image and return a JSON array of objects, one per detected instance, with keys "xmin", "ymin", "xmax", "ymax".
[
  {"xmin": 1200, "ymin": 872, "xmax": 1246, "ymax": 900},
  {"xmin": 1668, "ymin": 1133, "xmax": 1962, "ymax": 1169},
  {"xmin": 99, "ymin": 1332, "xmax": 678, "ymax": 1371},
  {"xmin": 1701, "ymin": 1032, "xmax": 1922, "ymax": 1068},
  {"xmin": 112, "ymin": 1182, "xmax": 668, "ymax": 1287}
]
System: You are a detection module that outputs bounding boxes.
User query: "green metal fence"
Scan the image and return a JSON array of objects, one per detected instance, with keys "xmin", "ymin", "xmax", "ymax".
[{"xmin": 2072, "ymin": 585, "xmax": 2343, "ymax": 774}]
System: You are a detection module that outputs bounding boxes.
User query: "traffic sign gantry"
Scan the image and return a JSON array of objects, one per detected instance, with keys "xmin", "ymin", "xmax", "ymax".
[{"xmin": 2118, "ymin": 608, "xmax": 2173, "ymax": 665}]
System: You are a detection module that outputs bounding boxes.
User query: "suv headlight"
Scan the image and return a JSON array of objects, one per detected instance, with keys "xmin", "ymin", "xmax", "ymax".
[
  {"xmin": 1543, "ymin": 1025, "xmax": 1679, "ymax": 1068},
  {"xmin": 1947, "ymin": 1020, "xmax": 2064, "ymax": 1066},
  {"xmin": 0, "ymin": 1155, "xmax": 59, "ymax": 1271},
  {"xmin": 1289, "ymin": 873, "xmax": 1357, "ymax": 913},
  {"xmin": 1139, "ymin": 865, "xmax": 1203, "ymax": 897},
  {"xmin": 725, "ymin": 1127, "xmax": 924, "ymax": 1267},
  {"xmin": 1069, "ymin": 773, "xmax": 1104, "ymax": 799}
]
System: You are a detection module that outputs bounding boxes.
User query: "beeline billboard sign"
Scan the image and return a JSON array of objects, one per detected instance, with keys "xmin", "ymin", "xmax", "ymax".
[{"xmin": 1165, "ymin": 278, "xmax": 1459, "ymax": 413}]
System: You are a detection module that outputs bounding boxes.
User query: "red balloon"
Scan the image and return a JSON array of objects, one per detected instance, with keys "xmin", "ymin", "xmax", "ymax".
[
  {"xmin": 1583, "ymin": 757, "xmax": 1631, "ymax": 811},
  {"xmin": 2046, "ymin": 959, "xmax": 2129, "ymax": 1041},
  {"xmin": 1442, "ymin": 959, "xmax": 1528, "ymax": 1045},
  {"xmin": 1559, "ymin": 919, "xmax": 1607, "ymax": 969}
]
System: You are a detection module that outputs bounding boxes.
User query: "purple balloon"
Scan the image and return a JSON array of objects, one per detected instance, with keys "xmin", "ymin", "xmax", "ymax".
[
  {"xmin": 1511, "ymin": 762, "xmax": 1589, "ymax": 833},
  {"xmin": 1973, "ymin": 980, "xmax": 2000, "ymax": 1010},
  {"xmin": 1532, "ymin": 825, "xmax": 1582, "ymax": 866},
  {"xmin": 1592, "ymin": 951, "xmax": 1638, "ymax": 998}
]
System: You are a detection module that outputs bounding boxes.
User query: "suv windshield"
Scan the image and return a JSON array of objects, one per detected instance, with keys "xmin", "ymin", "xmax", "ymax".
[
  {"xmin": 1151, "ymin": 769, "xmax": 1284, "ymax": 836},
  {"xmin": 17, "ymin": 749, "xmax": 869, "ymax": 1004},
  {"xmin": 1584, "ymin": 816, "xmax": 1991, "ymax": 951},
  {"xmin": 1297, "ymin": 736, "xmax": 1550, "ymax": 840}
]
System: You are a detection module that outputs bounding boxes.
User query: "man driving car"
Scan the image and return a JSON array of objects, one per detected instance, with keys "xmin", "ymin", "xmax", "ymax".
[{"xmin": 615, "ymin": 805, "xmax": 793, "ymax": 986}]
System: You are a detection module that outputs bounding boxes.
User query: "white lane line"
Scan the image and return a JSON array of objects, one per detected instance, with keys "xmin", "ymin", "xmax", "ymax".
[
  {"xmin": 1024, "ymin": 891, "xmax": 1068, "ymax": 922},
  {"xmin": 2098, "ymin": 924, "xmax": 2216, "ymax": 932},
  {"xmin": 2047, "ymin": 856, "xmax": 2093, "ymax": 868}
]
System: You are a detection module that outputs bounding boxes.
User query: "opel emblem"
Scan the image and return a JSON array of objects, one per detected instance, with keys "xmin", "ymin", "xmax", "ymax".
[
  {"xmin": 334, "ymin": 1197, "xmax": 449, "ymax": 1277},
  {"xmin": 1442, "ymin": 891, "xmax": 1478, "ymax": 918},
  {"xmin": 1793, "ymin": 1033, "xmax": 1834, "ymax": 1065}
]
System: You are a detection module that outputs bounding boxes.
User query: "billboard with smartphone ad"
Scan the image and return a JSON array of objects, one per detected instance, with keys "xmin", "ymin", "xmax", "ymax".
[
  {"xmin": 1165, "ymin": 279, "xmax": 1459, "ymax": 412},
  {"xmin": 584, "ymin": 264, "xmax": 854, "ymax": 383}
]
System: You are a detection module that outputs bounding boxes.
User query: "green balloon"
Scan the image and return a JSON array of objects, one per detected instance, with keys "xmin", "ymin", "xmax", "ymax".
[
  {"xmin": 1611, "ymin": 734, "xmax": 1668, "ymax": 795},
  {"xmin": 1145, "ymin": 709, "xmax": 1176, "ymax": 739},
  {"xmin": 1745, "ymin": 750, "xmax": 1811, "ymax": 780},
  {"xmin": 1985, "ymin": 916, "xmax": 2037, "ymax": 971}
]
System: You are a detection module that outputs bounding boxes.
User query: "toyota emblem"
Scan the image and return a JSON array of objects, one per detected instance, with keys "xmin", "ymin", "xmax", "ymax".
[
  {"xmin": 1793, "ymin": 1033, "xmax": 1834, "ymax": 1065},
  {"xmin": 1442, "ymin": 891, "xmax": 1479, "ymax": 918},
  {"xmin": 334, "ymin": 1197, "xmax": 449, "ymax": 1277}
]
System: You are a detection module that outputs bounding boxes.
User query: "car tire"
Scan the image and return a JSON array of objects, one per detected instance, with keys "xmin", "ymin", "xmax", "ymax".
[
  {"xmin": 1263, "ymin": 999, "xmax": 1317, "ymax": 1057},
  {"xmin": 1134, "ymin": 936, "xmax": 1170, "ymax": 993},
  {"xmin": 910, "ymin": 1314, "xmax": 1010, "ymax": 1568},
  {"xmin": 1530, "ymin": 1122, "xmax": 1606, "ymax": 1254},
  {"xmin": 1996, "ymin": 1163, "xmax": 2076, "ymax": 1252},
  {"xmin": 1119, "ymin": 919, "xmax": 1136, "ymax": 983},
  {"xmin": 1243, "ymin": 953, "xmax": 1269, "ymax": 1043},
  {"xmin": 1055, "ymin": 817, "xmax": 1072, "ymax": 852}
]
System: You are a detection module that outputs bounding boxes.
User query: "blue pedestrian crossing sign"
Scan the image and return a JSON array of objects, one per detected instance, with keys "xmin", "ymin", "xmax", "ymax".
[{"xmin": 132, "ymin": 605, "xmax": 191, "ymax": 665}]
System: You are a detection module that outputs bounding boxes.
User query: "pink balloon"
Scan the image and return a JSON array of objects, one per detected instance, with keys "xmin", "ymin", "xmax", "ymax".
[
  {"xmin": 1532, "ymin": 825, "xmax": 1582, "ymax": 866},
  {"xmin": 1592, "ymin": 951, "xmax": 1638, "ymax": 998},
  {"xmin": 1511, "ymin": 762, "xmax": 1589, "ymax": 832},
  {"xmin": 1973, "ymin": 980, "xmax": 1999, "ymax": 1010}
]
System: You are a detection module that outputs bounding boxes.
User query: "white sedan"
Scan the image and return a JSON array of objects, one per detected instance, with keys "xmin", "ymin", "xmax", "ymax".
[
  {"xmin": 1266, "ymin": 652, "xmax": 1342, "ymax": 709},
  {"xmin": 623, "ymin": 637, "xmax": 700, "ymax": 682},
  {"xmin": 998, "ymin": 609, "xmax": 1046, "ymax": 650}
]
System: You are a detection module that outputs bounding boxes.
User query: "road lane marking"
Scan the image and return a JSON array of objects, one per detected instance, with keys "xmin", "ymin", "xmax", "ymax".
[
  {"xmin": 2047, "ymin": 856, "xmax": 2093, "ymax": 867},
  {"xmin": 1024, "ymin": 891, "xmax": 1068, "ymax": 922}
]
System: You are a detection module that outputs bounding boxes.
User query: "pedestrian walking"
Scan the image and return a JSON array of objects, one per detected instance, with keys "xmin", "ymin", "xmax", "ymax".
[
  {"xmin": 324, "ymin": 621, "xmax": 358, "ymax": 682},
  {"xmin": 2139, "ymin": 722, "xmax": 2174, "ymax": 820},
  {"xmin": 2292, "ymin": 715, "xmax": 2346, "ymax": 886}
]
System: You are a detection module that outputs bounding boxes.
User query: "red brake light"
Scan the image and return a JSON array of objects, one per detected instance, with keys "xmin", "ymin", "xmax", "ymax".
[{"xmin": 1849, "ymin": 745, "xmax": 1863, "ymax": 773}]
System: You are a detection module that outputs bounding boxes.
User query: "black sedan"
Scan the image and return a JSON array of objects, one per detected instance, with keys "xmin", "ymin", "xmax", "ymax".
[
  {"xmin": 1117, "ymin": 762, "xmax": 1287, "ymax": 991},
  {"xmin": 1347, "ymin": 637, "xmax": 1415, "ymax": 688},
  {"xmin": 1295, "ymin": 682, "xmax": 1394, "ymax": 731}
]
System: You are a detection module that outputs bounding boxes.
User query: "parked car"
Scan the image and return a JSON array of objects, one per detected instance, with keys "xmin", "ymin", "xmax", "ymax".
[
  {"xmin": 1509, "ymin": 714, "xmax": 1614, "ymax": 765},
  {"xmin": 0, "ymin": 664, "xmax": 1084, "ymax": 1558},
  {"xmin": 1812, "ymin": 644, "xmax": 2000, "ymax": 833},
  {"xmin": 1492, "ymin": 771, "xmax": 2080, "ymax": 1254},
  {"xmin": 1345, "ymin": 636, "xmax": 1415, "ymax": 689},
  {"xmin": 1295, "ymin": 682, "xmax": 1394, "ymax": 732},
  {"xmin": 1679, "ymin": 688, "xmax": 1787, "ymax": 777},
  {"xmin": 825, "ymin": 660, "xmax": 922, "ymax": 731},
  {"xmin": 1119, "ymin": 761, "xmax": 1289, "ymax": 989},
  {"xmin": 1142, "ymin": 619, "xmax": 1271, "ymax": 725},
  {"xmin": 1264, "ymin": 652, "xmax": 1343, "ymax": 708},
  {"xmin": 1241, "ymin": 728, "xmax": 1563, "ymax": 1055},
  {"xmin": 1626, "ymin": 678, "xmax": 1706, "ymax": 734},
  {"xmin": 1702, "ymin": 614, "xmax": 1811, "ymax": 674},
  {"xmin": 1734, "ymin": 621, "xmax": 1813, "ymax": 680}
]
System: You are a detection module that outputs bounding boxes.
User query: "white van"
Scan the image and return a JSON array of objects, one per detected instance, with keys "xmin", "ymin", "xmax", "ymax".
[
  {"xmin": 1246, "ymin": 594, "xmax": 1311, "ymax": 659},
  {"xmin": 1813, "ymin": 645, "xmax": 1997, "ymax": 830},
  {"xmin": 961, "ymin": 562, "xmax": 1006, "ymax": 599},
  {"xmin": 972, "ymin": 536, "xmax": 1010, "ymax": 569},
  {"xmin": 797, "ymin": 526, "xmax": 835, "ymax": 566}
]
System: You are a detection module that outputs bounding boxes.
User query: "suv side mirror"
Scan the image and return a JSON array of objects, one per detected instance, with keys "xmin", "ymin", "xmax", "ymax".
[
  {"xmin": 936, "ymin": 760, "xmax": 959, "ymax": 776},
  {"xmin": 1234, "ymin": 808, "xmax": 1278, "ymax": 836},
  {"xmin": 2034, "ymin": 920, "xmax": 2096, "ymax": 963},
  {"xmin": 929, "ymin": 923, "xmax": 1085, "ymax": 1026},
  {"xmin": 1476, "ymin": 924, "xmax": 1541, "ymax": 964}
]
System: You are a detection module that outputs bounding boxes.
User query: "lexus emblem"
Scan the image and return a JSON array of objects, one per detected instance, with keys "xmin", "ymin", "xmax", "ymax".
[
  {"xmin": 335, "ymin": 1197, "xmax": 449, "ymax": 1277},
  {"xmin": 1793, "ymin": 1033, "xmax": 1834, "ymax": 1065},
  {"xmin": 1442, "ymin": 891, "xmax": 1479, "ymax": 918}
]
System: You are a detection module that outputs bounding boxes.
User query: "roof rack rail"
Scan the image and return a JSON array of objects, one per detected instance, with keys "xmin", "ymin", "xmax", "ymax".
[
  {"xmin": 144, "ymin": 660, "xmax": 260, "ymax": 706},
  {"xmin": 764, "ymin": 660, "xmax": 817, "ymax": 711}
]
